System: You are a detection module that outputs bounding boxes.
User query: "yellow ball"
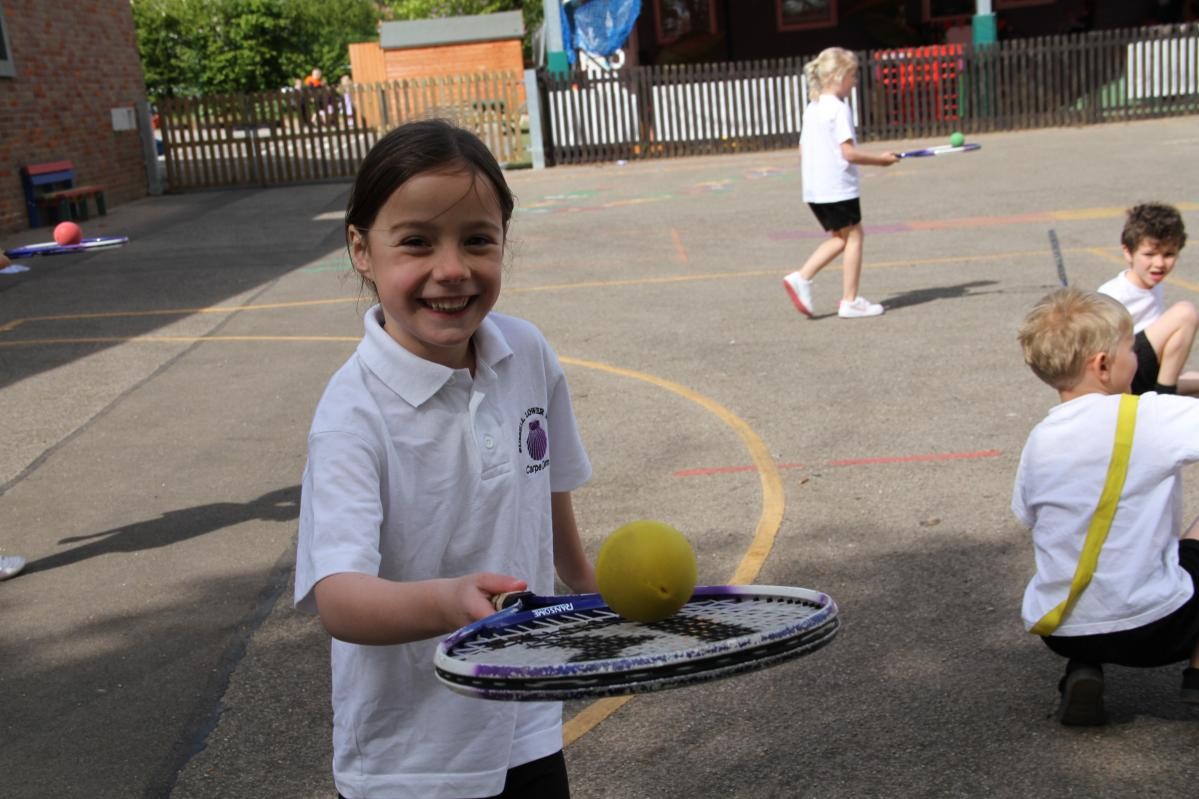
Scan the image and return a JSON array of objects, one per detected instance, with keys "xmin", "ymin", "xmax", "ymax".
[{"xmin": 596, "ymin": 520, "xmax": 697, "ymax": 623}]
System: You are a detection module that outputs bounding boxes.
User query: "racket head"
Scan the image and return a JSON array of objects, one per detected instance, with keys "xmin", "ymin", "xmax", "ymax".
[
  {"xmin": 897, "ymin": 143, "xmax": 981, "ymax": 158},
  {"xmin": 4, "ymin": 236, "xmax": 129, "ymax": 258},
  {"xmin": 434, "ymin": 584, "xmax": 839, "ymax": 701}
]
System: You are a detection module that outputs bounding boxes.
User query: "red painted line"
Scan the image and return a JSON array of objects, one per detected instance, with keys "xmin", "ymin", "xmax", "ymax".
[
  {"xmin": 673, "ymin": 449, "xmax": 1002, "ymax": 477},
  {"xmin": 825, "ymin": 449, "xmax": 1003, "ymax": 467}
]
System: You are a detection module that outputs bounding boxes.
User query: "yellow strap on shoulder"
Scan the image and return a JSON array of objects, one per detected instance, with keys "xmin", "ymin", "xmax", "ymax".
[{"xmin": 1031, "ymin": 393, "xmax": 1138, "ymax": 636}]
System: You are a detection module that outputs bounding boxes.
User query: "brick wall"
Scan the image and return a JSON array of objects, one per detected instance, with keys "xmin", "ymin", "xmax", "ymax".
[{"xmin": 0, "ymin": 0, "xmax": 148, "ymax": 235}]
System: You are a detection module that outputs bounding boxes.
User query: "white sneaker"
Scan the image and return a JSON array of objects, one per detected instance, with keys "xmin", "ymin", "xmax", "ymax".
[
  {"xmin": 783, "ymin": 272, "xmax": 814, "ymax": 317},
  {"xmin": 838, "ymin": 297, "xmax": 884, "ymax": 318},
  {"xmin": 0, "ymin": 555, "xmax": 26, "ymax": 581}
]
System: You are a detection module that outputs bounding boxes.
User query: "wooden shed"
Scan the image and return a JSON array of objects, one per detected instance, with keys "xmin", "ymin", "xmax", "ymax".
[
  {"xmin": 351, "ymin": 11, "xmax": 524, "ymax": 82},
  {"xmin": 348, "ymin": 11, "xmax": 526, "ymax": 129}
]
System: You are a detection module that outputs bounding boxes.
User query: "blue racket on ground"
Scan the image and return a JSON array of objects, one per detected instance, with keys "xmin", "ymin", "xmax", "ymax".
[
  {"xmin": 4, "ymin": 236, "xmax": 128, "ymax": 258},
  {"xmin": 896, "ymin": 143, "xmax": 981, "ymax": 158},
  {"xmin": 434, "ymin": 584, "xmax": 839, "ymax": 701}
]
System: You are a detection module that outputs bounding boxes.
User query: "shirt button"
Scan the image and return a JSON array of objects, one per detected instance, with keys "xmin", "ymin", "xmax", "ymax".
[{"xmin": 483, "ymin": 435, "xmax": 495, "ymax": 449}]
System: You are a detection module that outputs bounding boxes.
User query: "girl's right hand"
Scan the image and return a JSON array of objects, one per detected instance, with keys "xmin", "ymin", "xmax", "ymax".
[{"xmin": 447, "ymin": 572, "xmax": 529, "ymax": 627}]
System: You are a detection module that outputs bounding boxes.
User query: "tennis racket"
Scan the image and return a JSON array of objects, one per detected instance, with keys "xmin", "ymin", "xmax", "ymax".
[
  {"xmin": 434, "ymin": 584, "xmax": 839, "ymax": 701},
  {"xmin": 1048, "ymin": 229, "xmax": 1068, "ymax": 287},
  {"xmin": 4, "ymin": 236, "xmax": 129, "ymax": 259},
  {"xmin": 896, "ymin": 143, "xmax": 981, "ymax": 158}
]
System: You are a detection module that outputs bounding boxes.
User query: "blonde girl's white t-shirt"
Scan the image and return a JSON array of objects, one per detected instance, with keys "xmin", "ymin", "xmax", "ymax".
[
  {"xmin": 295, "ymin": 307, "xmax": 592, "ymax": 799},
  {"xmin": 800, "ymin": 93, "xmax": 859, "ymax": 203},
  {"xmin": 1097, "ymin": 270, "xmax": 1163, "ymax": 332},
  {"xmin": 1012, "ymin": 392, "xmax": 1199, "ymax": 636}
]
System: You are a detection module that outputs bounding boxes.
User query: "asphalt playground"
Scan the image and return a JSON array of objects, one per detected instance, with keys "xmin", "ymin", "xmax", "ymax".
[{"xmin": 2, "ymin": 116, "xmax": 1199, "ymax": 798}]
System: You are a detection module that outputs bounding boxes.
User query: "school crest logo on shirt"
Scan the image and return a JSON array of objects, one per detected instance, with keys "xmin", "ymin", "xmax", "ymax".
[{"xmin": 518, "ymin": 407, "xmax": 550, "ymax": 475}]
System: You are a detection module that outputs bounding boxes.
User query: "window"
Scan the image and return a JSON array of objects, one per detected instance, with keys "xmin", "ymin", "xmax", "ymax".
[
  {"xmin": 654, "ymin": 0, "xmax": 718, "ymax": 46},
  {"xmin": 923, "ymin": 0, "xmax": 974, "ymax": 21},
  {"xmin": 778, "ymin": 0, "xmax": 837, "ymax": 32},
  {"xmin": 0, "ymin": 4, "xmax": 14, "ymax": 78}
]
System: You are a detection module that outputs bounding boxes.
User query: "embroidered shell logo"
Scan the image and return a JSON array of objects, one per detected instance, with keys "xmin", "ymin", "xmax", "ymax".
[{"xmin": 526, "ymin": 420, "xmax": 547, "ymax": 460}]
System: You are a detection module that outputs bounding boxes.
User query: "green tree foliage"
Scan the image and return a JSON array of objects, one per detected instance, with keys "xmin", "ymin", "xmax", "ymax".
[
  {"xmin": 132, "ymin": 0, "xmax": 378, "ymax": 99},
  {"xmin": 133, "ymin": 0, "xmax": 545, "ymax": 98}
]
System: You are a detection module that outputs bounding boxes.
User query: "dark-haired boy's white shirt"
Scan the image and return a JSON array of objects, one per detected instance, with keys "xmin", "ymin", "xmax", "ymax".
[
  {"xmin": 1098, "ymin": 269, "xmax": 1163, "ymax": 332},
  {"xmin": 295, "ymin": 306, "xmax": 591, "ymax": 798},
  {"xmin": 1013, "ymin": 392, "xmax": 1199, "ymax": 636}
]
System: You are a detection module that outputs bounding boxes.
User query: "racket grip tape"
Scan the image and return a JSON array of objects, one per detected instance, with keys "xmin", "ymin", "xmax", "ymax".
[{"xmin": 491, "ymin": 591, "xmax": 533, "ymax": 611}]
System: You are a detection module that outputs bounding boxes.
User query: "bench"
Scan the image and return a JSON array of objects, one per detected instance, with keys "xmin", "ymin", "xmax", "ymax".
[{"xmin": 20, "ymin": 161, "xmax": 107, "ymax": 228}]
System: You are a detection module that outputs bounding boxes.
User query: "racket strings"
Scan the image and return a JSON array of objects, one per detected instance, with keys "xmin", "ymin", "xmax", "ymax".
[{"xmin": 447, "ymin": 595, "xmax": 826, "ymax": 664}]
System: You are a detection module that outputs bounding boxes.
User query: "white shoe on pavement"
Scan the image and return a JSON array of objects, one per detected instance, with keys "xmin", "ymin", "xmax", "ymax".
[
  {"xmin": 837, "ymin": 296, "xmax": 884, "ymax": 318},
  {"xmin": 783, "ymin": 272, "xmax": 814, "ymax": 317},
  {"xmin": 0, "ymin": 555, "xmax": 26, "ymax": 581}
]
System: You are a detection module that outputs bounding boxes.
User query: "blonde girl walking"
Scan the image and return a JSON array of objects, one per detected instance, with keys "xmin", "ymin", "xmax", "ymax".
[{"xmin": 784, "ymin": 47, "xmax": 898, "ymax": 319}]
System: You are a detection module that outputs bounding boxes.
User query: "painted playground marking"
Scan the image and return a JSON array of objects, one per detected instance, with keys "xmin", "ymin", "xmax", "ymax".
[
  {"xmin": 557, "ymin": 356, "xmax": 785, "ymax": 745},
  {"xmin": 674, "ymin": 449, "xmax": 1002, "ymax": 477},
  {"xmin": 0, "ymin": 243, "xmax": 1167, "ymax": 341},
  {"xmin": 768, "ymin": 201, "xmax": 1199, "ymax": 240},
  {"xmin": 0, "ymin": 296, "xmax": 789, "ymax": 745}
]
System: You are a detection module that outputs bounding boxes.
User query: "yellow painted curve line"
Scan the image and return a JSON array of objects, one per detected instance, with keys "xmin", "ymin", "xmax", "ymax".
[
  {"xmin": 0, "ymin": 246, "xmax": 1112, "ymax": 337},
  {"xmin": 557, "ymin": 356, "xmax": 785, "ymax": 747}
]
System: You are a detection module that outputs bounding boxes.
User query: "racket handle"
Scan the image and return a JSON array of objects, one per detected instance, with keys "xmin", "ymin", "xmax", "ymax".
[{"xmin": 491, "ymin": 591, "xmax": 533, "ymax": 611}]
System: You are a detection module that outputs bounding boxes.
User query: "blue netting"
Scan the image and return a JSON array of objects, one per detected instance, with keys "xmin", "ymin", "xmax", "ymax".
[{"xmin": 561, "ymin": 0, "xmax": 641, "ymax": 64}]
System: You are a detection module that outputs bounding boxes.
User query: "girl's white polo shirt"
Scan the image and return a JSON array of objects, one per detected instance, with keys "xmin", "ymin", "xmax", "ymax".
[{"xmin": 295, "ymin": 306, "xmax": 591, "ymax": 799}]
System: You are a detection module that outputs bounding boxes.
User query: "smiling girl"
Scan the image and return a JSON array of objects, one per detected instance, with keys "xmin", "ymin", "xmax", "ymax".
[{"xmin": 295, "ymin": 119, "xmax": 597, "ymax": 799}]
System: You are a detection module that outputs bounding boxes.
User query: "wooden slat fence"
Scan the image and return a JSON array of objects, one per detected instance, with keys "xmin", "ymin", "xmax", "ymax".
[
  {"xmin": 157, "ymin": 24, "xmax": 1197, "ymax": 184},
  {"xmin": 542, "ymin": 22, "xmax": 1199, "ymax": 165},
  {"xmin": 159, "ymin": 72, "xmax": 525, "ymax": 191}
]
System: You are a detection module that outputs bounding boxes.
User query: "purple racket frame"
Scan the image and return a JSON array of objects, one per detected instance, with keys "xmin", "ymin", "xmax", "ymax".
[
  {"xmin": 4, "ymin": 236, "xmax": 129, "ymax": 259},
  {"xmin": 896, "ymin": 143, "xmax": 981, "ymax": 158},
  {"xmin": 434, "ymin": 584, "xmax": 839, "ymax": 701}
]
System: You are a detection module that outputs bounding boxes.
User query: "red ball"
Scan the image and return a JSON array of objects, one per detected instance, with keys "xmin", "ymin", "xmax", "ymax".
[{"xmin": 54, "ymin": 221, "xmax": 82, "ymax": 246}]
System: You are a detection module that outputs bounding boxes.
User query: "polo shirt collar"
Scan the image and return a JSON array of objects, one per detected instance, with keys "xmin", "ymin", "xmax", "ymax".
[{"xmin": 356, "ymin": 305, "xmax": 513, "ymax": 407}]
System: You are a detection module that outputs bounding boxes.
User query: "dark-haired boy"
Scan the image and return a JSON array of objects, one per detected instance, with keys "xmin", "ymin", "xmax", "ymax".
[{"xmin": 1098, "ymin": 202, "xmax": 1197, "ymax": 395}]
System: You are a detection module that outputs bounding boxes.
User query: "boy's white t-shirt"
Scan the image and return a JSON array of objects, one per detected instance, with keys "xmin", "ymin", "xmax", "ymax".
[
  {"xmin": 800, "ymin": 93, "xmax": 859, "ymax": 203},
  {"xmin": 1012, "ymin": 392, "xmax": 1199, "ymax": 636},
  {"xmin": 295, "ymin": 307, "xmax": 592, "ymax": 799},
  {"xmin": 1097, "ymin": 270, "xmax": 1163, "ymax": 333}
]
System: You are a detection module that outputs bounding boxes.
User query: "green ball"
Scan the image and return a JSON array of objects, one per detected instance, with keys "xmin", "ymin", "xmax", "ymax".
[{"xmin": 949, "ymin": 131, "xmax": 965, "ymax": 147}]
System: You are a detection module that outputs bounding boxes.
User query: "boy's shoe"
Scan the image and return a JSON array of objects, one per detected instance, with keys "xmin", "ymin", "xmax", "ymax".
[
  {"xmin": 0, "ymin": 555, "xmax": 26, "ymax": 581},
  {"xmin": 837, "ymin": 297, "xmax": 884, "ymax": 318},
  {"xmin": 1181, "ymin": 667, "xmax": 1199, "ymax": 704},
  {"xmin": 1058, "ymin": 663, "xmax": 1106, "ymax": 725},
  {"xmin": 783, "ymin": 273, "xmax": 814, "ymax": 317}
]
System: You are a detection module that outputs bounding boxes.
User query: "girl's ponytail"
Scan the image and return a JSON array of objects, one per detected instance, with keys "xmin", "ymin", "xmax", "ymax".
[{"xmin": 804, "ymin": 47, "xmax": 858, "ymax": 100}]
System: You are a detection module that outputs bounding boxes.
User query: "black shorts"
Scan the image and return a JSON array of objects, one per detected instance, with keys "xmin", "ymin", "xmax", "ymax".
[
  {"xmin": 1043, "ymin": 539, "xmax": 1199, "ymax": 667},
  {"xmin": 1131, "ymin": 329, "xmax": 1160, "ymax": 395},
  {"xmin": 808, "ymin": 198, "xmax": 862, "ymax": 232}
]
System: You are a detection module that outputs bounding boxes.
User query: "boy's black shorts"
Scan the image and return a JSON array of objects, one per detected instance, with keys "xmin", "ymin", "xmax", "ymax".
[
  {"xmin": 1130, "ymin": 329, "xmax": 1160, "ymax": 395},
  {"xmin": 1043, "ymin": 539, "xmax": 1199, "ymax": 667},
  {"xmin": 808, "ymin": 198, "xmax": 862, "ymax": 232}
]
